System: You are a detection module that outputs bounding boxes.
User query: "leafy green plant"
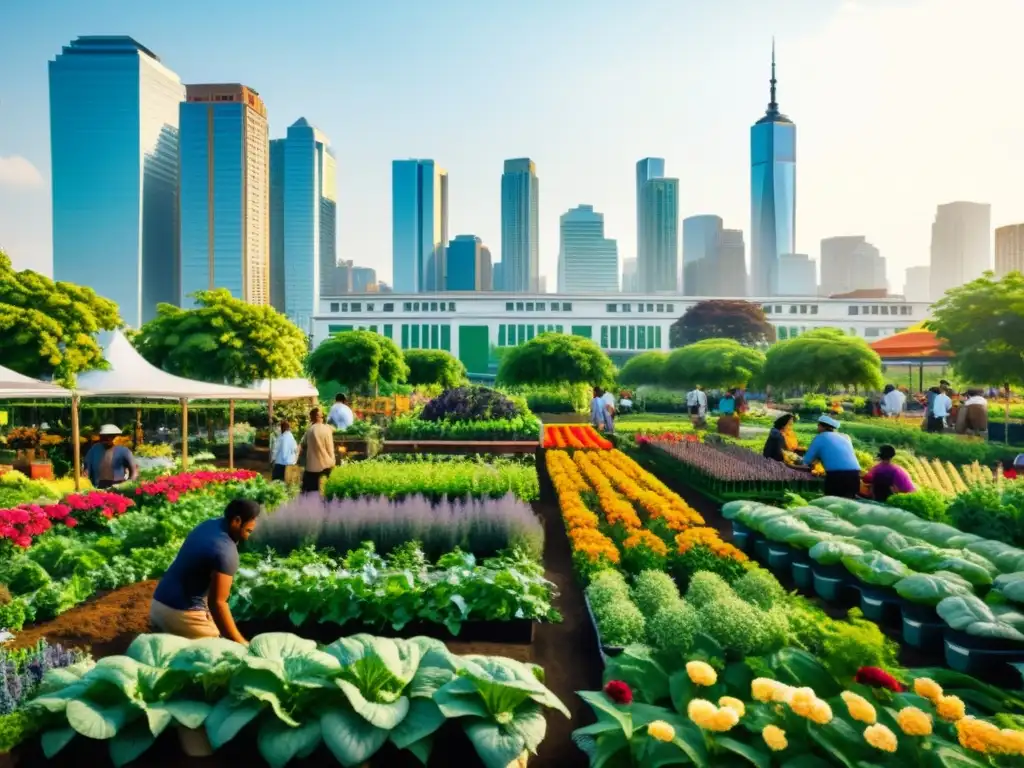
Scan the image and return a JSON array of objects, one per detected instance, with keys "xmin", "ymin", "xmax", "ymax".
[
  {"xmin": 887, "ymin": 488, "xmax": 951, "ymax": 523},
  {"xmin": 386, "ymin": 413, "xmax": 541, "ymax": 441},
  {"xmin": 586, "ymin": 570, "xmax": 646, "ymax": 647},
  {"xmin": 645, "ymin": 599, "xmax": 699, "ymax": 654},
  {"xmin": 630, "ymin": 570, "xmax": 680, "ymax": 619}
]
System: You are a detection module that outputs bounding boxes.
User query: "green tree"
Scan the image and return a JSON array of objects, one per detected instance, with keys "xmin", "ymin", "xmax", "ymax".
[
  {"xmin": 0, "ymin": 251, "xmax": 123, "ymax": 386},
  {"xmin": 403, "ymin": 349, "xmax": 467, "ymax": 389},
  {"xmin": 927, "ymin": 272, "xmax": 1024, "ymax": 439},
  {"xmin": 663, "ymin": 339, "xmax": 765, "ymax": 389},
  {"xmin": 617, "ymin": 351, "xmax": 668, "ymax": 387},
  {"xmin": 669, "ymin": 300, "xmax": 776, "ymax": 348},
  {"xmin": 134, "ymin": 289, "xmax": 307, "ymax": 385},
  {"xmin": 306, "ymin": 330, "xmax": 408, "ymax": 393},
  {"xmin": 497, "ymin": 332, "xmax": 615, "ymax": 388},
  {"xmin": 761, "ymin": 328, "xmax": 884, "ymax": 392}
]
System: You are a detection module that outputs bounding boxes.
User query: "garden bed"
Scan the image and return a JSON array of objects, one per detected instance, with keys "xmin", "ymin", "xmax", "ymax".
[
  {"xmin": 382, "ymin": 439, "xmax": 541, "ymax": 455},
  {"xmin": 237, "ymin": 616, "xmax": 536, "ymax": 645}
]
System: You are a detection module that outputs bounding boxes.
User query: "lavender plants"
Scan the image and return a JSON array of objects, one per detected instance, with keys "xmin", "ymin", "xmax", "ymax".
[
  {"xmin": 247, "ymin": 492, "xmax": 544, "ymax": 560},
  {"xmin": 1, "ymin": 640, "xmax": 86, "ymax": 716}
]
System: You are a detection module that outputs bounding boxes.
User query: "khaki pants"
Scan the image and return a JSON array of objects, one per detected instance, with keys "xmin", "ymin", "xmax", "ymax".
[{"xmin": 150, "ymin": 600, "xmax": 220, "ymax": 639}]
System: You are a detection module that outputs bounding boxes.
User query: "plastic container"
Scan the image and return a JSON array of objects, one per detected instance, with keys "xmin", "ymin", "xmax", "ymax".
[
  {"xmin": 791, "ymin": 559, "xmax": 814, "ymax": 592},
  {"xmin": 753, "ymin": 537, "xmax": 771, "ymax": 565},
  {"xmin": 944, "ymin": 636, "xmax": 1024, "ymax": 683},
  {"xmin": 731, "ymin": 521, "xmax": 753, "ymax": 553},
  {"xmin": 767, "ymin": 542, "xmax": 795, "ymax": 575},
  {"xmin": 900, "ymin": 601, "xmax": 945, "ymax": 651},
  {"xmin": 859, "ymin": 584, "xmax": 902, "ymax": 628},
  {"xmin": 812, "ymin": 563, "xmax": 860, "ymax": 607}
]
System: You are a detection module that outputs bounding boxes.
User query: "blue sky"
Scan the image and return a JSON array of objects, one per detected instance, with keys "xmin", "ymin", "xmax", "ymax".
[{"xmin": 1, "ymin": 0, "xmax": 1021, "ymax": 290}]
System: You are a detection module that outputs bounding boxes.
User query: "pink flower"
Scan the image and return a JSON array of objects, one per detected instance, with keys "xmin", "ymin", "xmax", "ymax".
[{"xmin": 64, "ymin": 517, "xmax": 78, "ymax": 528}]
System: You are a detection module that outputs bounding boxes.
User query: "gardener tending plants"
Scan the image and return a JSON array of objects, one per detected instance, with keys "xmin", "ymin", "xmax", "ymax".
[{"xmin": 149, "ymin": 498, "xmax": 260, "ymax": 644}]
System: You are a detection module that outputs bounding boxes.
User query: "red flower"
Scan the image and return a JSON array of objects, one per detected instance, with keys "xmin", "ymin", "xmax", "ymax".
[
  {"xmin": 603, "ymin": 680, "xmax": 633, "ymax": 705},
  {"xmin": 854, "ymin": 667, "xmax": 905, "ymax": 692}
]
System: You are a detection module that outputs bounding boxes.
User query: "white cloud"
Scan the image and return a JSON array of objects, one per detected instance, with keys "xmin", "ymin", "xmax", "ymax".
[{"xmin": 0, "ymin": 155, "xmax": 43, "ymax": 188}]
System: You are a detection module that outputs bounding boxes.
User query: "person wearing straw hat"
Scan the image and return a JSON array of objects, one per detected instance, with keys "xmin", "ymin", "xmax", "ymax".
[
  {"xmin": 83, "ymin": 424, "xmax": 138, "ymax": 489},
  {"xmin": 799, "ymin": 415, "xmax": 862, "ymax": 498}
]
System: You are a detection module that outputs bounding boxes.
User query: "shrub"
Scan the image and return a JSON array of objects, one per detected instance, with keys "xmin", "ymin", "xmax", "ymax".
[
  {"xmin": 591, "ymin": 595, "xmax": 646, "ymax": 647},
  {"xmin": 698, "ymin": 595, "xmax": 786, "ymax": 657},
  {"xmin": 684, "ymin": 571, "xmax": 732, "ymax": 607},
  {"xmin": 586, "ymin": 570, "xmax": 632, "ymax": 610},
  {"xmin": 630, "ymin": 570, "xmax": 681, "ymax": 619},
  {"xmin": 732, "ymin": 567, "xmax": 785, "ymax": 611},
  {"xmin": 646, "ymin": 599, "xmax": 699, "ymax": 654},
  {"xmin": 0, "ymin": 558, "xmax": 49, "ymax": 595},
  {"xmin": 887, "ymin": 488, "xmax": 950, "ymax": 523},
  {"xmin": 420, "ymin": 386, "xmax": 522, "ymax": 422},
  {"xmin": 403, "ymin": 349, "xmax": 467, "ymax": 389}
]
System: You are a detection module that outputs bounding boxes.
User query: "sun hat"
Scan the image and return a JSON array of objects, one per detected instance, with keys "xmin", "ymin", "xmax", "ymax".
[
  {"xmin": 877, "ymin": 445, "xmax": 896, "ymax": 461},
  {"xmin": 98, "ymin": 424, "xmax": 122, "ymax": 436},
  {"xmin": 1015, "ymin": 453, "xmax": 1024, "ymax": 468},
  {"xmin": 818, "ymin": 415, "xmax": 841, "ymax": 429}
]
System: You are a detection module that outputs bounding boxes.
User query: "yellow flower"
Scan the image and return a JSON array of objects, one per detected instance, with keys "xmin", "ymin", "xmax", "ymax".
[
  {"xmin": 718, "ymin": 696, "xmax": 745, "ymax": 718},
  {"xmin": 789, "ymin": 687, "xmax": 818, "ymax": 718},
  {"xmin": 840, "ymin": 691, "xmax": 877, "ymax": 725},
  {"xmin": 751, "ymin": 678, "xmax": 779, "ymax": 702},
  {"xmin": 896, "ymin": 706, "xmax": 933, "ymax": 736},
  {"xmin": 956, "ymin": 717, "xmax": 1001, "ymax": 753},
  {"xmin": 936, "ymin": 694, "xmax": 966, "ymax": 722},
  {"xmin": 762, "ymin": 725, "xmax": 787, "ymax": 751},
  {"xmin": 999, "ymin": 728, "xmax": 1024, "ymax": 756},
  {"xmin": 647, "ymin": 720, "xmax": 676, "ymax": 743},
  {"xmin": 707, "ymin": 707, "xmax": 739, "ymax": 732},
  {"xmin": 913, "ymin": 677, "xmax": 943, "ymax": 702},
  {"xmin": 808, "ymin": 698, "xmax": 833, "ymax": 725},
  {"xmin": 687, "ymin": 699, "xmax": 717, "ymax": 728},
  {"xmin": 864, "ymin": 723, "xmax": 898, "ymax": 753},
  {"xmin": 686, "ymin": 661, "xmax": 717, "ymax": 687}
]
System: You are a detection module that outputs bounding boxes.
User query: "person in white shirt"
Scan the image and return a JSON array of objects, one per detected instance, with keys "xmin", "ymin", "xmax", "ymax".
[
  {"xmin": 600, "ymin": 388, "xmax": 616, "ymax": 432},
  {"xmin": 326, "ymin": 394, "xmax": 355, "ymax": 430},
  {"xmin": 618, "ymin": 391, "xmax": 634, "ymax": 414},
  {"xmin": 880, "ymin": 384, "xmax": 906, "ymax": 418},
  {"xmin": 928, "ymin": 387, "xmax": 953, "ymax": 432},
  {"xmin": 687, "ymin": 386, "xmax": 708, "ymax": 427},
  {"xmin": 270, "ymin": 420, "xmax": 298, "ymax": 481}
]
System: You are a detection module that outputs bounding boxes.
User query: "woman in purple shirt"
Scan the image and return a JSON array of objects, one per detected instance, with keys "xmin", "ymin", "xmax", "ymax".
[{"xmin": 863, "ymin": 444, "xmax": 915, "ymax": 502}]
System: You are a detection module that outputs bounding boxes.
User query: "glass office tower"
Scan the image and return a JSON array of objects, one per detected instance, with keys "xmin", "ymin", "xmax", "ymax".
[
  {"xmin": 557, "ymin": 205, "xmax": 618, "ymax": 293},
  {"xmin": 49, "ymin": 36, "xmax": 184, "ymax": 327},
  {"xmin": 750, "ymin": 43, "xmax": 796, "ymax": 297},
  {"xmin": 638, "ymin": 177, "xmax": 679, "ymax": 293},
  {"xmin": 179, "ymin": 84, "xmax": 270, "ymax": 306},
  {"xmin": 500, "ymin": 158, "xmax": 539, "ymax": 292},
  {"xmin": 392, "ymin": 159, "xmax": 448, "ymax": 292},
  {"xmin": 269, "ymin": 118, "xmax": 336, "ymax": 331}
]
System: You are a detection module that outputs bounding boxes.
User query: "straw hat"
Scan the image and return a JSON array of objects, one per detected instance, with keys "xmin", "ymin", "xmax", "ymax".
[{"xmin": 98, "ymin": 424, "xmax": 122, "ymax": 436}]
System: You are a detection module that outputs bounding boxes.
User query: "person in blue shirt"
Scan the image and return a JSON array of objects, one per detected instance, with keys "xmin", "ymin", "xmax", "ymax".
[
  {"xmin": 82, "ymin": 424, "xmax": 138, "ymax": 488},
  {"xmin": 718, "ymin": 390, "xmax": 737, "ymax": 416},
  {"xmin": 151, "ymin": 498, "xmax": 261, "ymax": 644},
  {"xmin": 800, "ymin": 415, "xmax": 862, "ymax": 498},
  {"xmin": 270, "ymin": 419, "xmax": 298, "ymax": 481}
]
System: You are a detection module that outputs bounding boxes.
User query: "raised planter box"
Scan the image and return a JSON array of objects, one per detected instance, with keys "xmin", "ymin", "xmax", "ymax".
[
  {"xmin": 383, "ymin": 440, "xmax": 540, "ymax": 455},
  {"xmin": 944, "ymin": 635, "xmax": 1024, "ymax": 683},
  {"xmin": 334, "ymin": 436, "xmax": 381, "ymax": 459},
  {"xmin": 811, "ymin": 563, "xmax": 861, "ymax": 607},
  {"xmin": 901, "ymin": 601, "xmax": 946, "ymax": 651},
  {"xmin": 537, "ymin": 413, "xmax": 588, "ymax": 424},
  {"xmin": 858, "ymin": 584, "xmax": 903, "ymax": 628},
  {"xmin": 730, "ymin": 521, "xmax": 754, "ymax": 553},
  {"xmin": 584, "ymin": 595, "xmax": 623, "ymax": 665},
  {"xmin": 237, "ymin": 616, "xmax": 536, "ymax": 646}
]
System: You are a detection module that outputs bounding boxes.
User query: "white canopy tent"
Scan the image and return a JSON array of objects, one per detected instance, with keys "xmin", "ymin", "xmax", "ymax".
[
  {"xmin": 77, "ymin": 331, "xmax": 270, "ymax": 475},
  {"xmin": 249, "ymin": 377, "xmax": 319, "ymax": 400}
]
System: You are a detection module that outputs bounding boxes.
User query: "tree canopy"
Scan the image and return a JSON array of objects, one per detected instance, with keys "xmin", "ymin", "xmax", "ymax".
[
  {"xmin": 617, "ymin": 351, "xmax": 669, "ymax": 387},
  {"xmin": 0, "ymin": 250, "xmax": 123, "ymax": 386},
  {"xmin": 669, "ymin": 300, "xmax": 776, "ymax": 348},
  {"xmin": 306, "ymin": 330, "xmax": 408, "ymax": 393},
  {"xmin": 761, "ymin": 328, "xmax": 884, "ymax": 391},
  {"xmin": 403, "ymin": 349, "xmax": 467, "ymax": 389},
  {"xmin": 663, "ymin": 339, "xmax": 765, "ymax": 390},
  {"xmin": 927, "ymin": 272, "xmax": 1024, "ymax": 389},
  {"xmin": 496, "ymin": 332, "xmax": 615, "ymax": 388},
  {"xmin": 134, "ymin": 289, "xmax": 307, "ymax": 385}
]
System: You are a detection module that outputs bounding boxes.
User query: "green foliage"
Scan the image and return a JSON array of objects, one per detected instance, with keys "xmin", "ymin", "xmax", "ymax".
[
  {"xmin": 669, "ymin": 299, "xmax": 775, "ymax": 348},
  {"xmin": 663, "ymin": 338, "xmax": 765, "ymax": 390},
  {"xmin": 306, "ymin": 330, "xmax": 408, "ymax": 393},
  {"xmin": 630, "ymin": 570, "xmax": 681, "ymax": 619},
  {"xmin": 928, "ymin": 271, "xmax": 1024, "ymax": 388},
  {"xmin": 385, "ymin": 413, "xmax": 541, "ymax": 441},
  {"xmin": 645, "ymin": 599, "xmax": 699, "ymax": 654},
  {"xmin": 887, "ymin": 488, "xmax": 951, "ymax": 523},
  {"xmin": 947, "ymin": 483, "xmax": 1024, "ymax": 547},
  {"xmin": 732, "ymin": 567, "xmax": 785, "ymax": 611},
  {"xmin": 617, "ymin": 351, "xmax": 668, "ymax": 387},
  {"xmin": 762, "ymin": 327, "xmax": 885, "ymax": 391},
  {"xmin": 503, "ymin": 383, "xmax": 590, "ymax": 414},
  {"xmin": 497, "ymin": 332, "xmax": 615, "ymax": 388},
  {"xmin": 402, "ymin": 349, "xmax": 467, "ymax": 389},
  {"xmin": 785, "ymin": 603, "xmax": 901, "ymax": 680},
  {"xmin": 0, "ymin": 250, "xmax": 123, "ymax": 386},
  {"xmin": 134, "ymin": 288, "xmax": 306, "ymax": 385},
  {"xmin": 586, "ymin": 573, "xmax": 646, "ymax": 647},
  {"xmin": 683, "ymin": 571, "xmax": 732, "ymax": 608}
]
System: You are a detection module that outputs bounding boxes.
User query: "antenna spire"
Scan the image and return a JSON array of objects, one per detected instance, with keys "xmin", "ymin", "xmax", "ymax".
[{"xmin": 767, "ymin": 37, "xmax": 779, "ymax": 115}]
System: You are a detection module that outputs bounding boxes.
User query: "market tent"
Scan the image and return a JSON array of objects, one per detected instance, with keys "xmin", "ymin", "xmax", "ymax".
[
  {"xmin": 77, "ymin": 331, "xmax": 267, "ymax": 472},
  {"xmin": 870, "ymin": 323, "xmax": 953, "ymax": 392},
  {"xmin": 249, "ymin": 377, "xmax": 318, "ymax": 399},
  {"xmin": 0, "ymin": 365, "xmax": 79, "ymax": 398}
]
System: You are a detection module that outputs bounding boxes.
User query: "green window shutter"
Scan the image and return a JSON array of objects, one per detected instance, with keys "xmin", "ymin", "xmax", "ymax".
[
  {"xmin": 638, "ymin": 326, "xmax": 646, "ymax": 349},
  {"xmin": 655, "ymin": 326, "xmax": 662, "ymax": 348},
  {"xmin": 369, "ymin": 325, "xmax": 378, "ymax": 333},
  {"xmin": 421, "ymin": 324, "xmax": 429, "ymax": 348},
  {"xmin": 383, "ymin": 324, "xmax": 393, "ymax": 339},
  {"xmin": 572, "ymin": 325, "xmax": 591, "ymax": 338},
  {"xmin": 610, "ymin": 326, "xmax": 618, "ymax": 349},
  {"xmin": 431, "ymin": 325, "xmax": 440, "ymax": 349},
  {"xmin": 498, "ymin": 324, "xmax": 507, "ymax": 346},
  {"xmin": 401, "ymin": 324, "xmax": 409, "ymax": 347},
  {"xmin": 601, "ymin": 325, "xmax": 608, "ymax": 347},
  {"xmin": 458, "ymin": 326, "xmax": 489, "ymax": 375},
  {"xmin": 411, "ymin": 325, "xmax": 420, "ymax": 347},
  {"xmin": 441, "ymin": 325, "xmax": 451, "ymax": 351},
  {"xmin": 518, "ymin": 324, "xmax": 526, "ymax": 343},
  {"xmin": 527, "ymin": 325, "xmax": 535, "ymax": 340},
  {"xmin": 779, "ymin": 327, "xmax": 788, "ymax": 340},
  {"xmin": 628, "ymin": 326, "xmax": 636, "ymax": 350},
  {"xmin": 620, "ymin": 325, "xmax": 627, "ymax": 350},
  {"xmin": 328, "ymin": 324, "xmax": 353, "ymax": 335},
  {"xmin": 557, "ymin": 325, "xmax": 564, "ymax": 333}
]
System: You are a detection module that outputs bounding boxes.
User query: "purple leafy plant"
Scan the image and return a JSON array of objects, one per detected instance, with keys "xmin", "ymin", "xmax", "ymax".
[
  {"xmin": 420, "ymin": 386, "xmax": 522, "ymax": 422},
  {"xmin": 1, "ymin": 640, "xmax": 85, "ymax": 716},
  {"xmin": 247, "ymin": 492, "xmax": 544, "ymax": 561}
]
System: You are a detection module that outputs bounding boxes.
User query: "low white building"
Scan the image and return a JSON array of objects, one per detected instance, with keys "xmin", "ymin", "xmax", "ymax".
[{"xmin": 312, "ymin": 292, "xmax": 929, "ymax": 376}]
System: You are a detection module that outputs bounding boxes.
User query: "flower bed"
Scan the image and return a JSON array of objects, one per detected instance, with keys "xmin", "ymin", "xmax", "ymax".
[
  {"xmin": 125, "ymin": 468, "xmax": 260, "ymax": 505},
  {"xmin": 385, "ymin": 385, "xmax": 543, "ymax": 443},
  {"xmin": 0, "ymin": 640, "xmax": 86, "ymax": 752},
  {"xmin": 15, "ymin": 631, "xmax": 569, "ymax": 767},
  {"xmin": 0, "ymin": 490, "xmax": 134, "ymax": 550},
  {"xmin": 543, "ymin": 424, "xmax": 612, "ymax": 450},
  {"xmin": 642, "ymin": 438, "xmax": 823, "ymax": 501}
]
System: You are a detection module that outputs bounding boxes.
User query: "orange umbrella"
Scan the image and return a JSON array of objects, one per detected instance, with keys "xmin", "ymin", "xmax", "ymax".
[{"xmin": 870, "ymin": 323, "xmax": 951, "ymax": 359}]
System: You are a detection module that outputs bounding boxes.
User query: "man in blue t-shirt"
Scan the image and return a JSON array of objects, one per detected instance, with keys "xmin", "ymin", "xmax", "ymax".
[
  {"xmin": 800, "ymin": 415, "xmax": 862, "ymax": 498},
  {"xmin": 150, "ymin": 499, "xmax": 260, "ymax": 644},
  {"xmin": 83, "ymin": 424, "xmax": 138, "ymax": 488}
]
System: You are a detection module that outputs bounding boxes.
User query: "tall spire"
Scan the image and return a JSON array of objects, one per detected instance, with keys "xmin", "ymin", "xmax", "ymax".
[{"xmin": 767, "ymin": 37, "xmax": 779, "ymax": 117}]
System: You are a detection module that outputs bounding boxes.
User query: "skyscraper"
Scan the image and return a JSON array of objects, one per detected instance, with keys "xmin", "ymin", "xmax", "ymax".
[
  {"xmin": 636, "ymin": 157, "xmax": 665, "ymax": 281},
  {"xmin": 750, "ymin": 42, "xmax": 796, "ymax": 297},
  {"xmin": 719, "ymin": 229, "xmax": 748, "ymax": 297},
  {"xmin": 638, "ymin": 178, "xmax": 679, "ymax": 292},
  {"xmin": 929, "ymin": 202, "xmax": 991, "ymax": 299},
  {"xmin": 446, "ymin": 235, "xmax": 489, "ymax": 291},
  {"xmin": 819, "ymin": 236, "xmax": 886, "ymax": 295},
  {"xmin": 49, "ymin": 36, "xmax": 184, "ymax": 327},
  {"xmin": 500, "ymin": 158, "xmax": 539, "ymax": 292},
  {"xmin": 621, "ymin": 258, "xmax": 638, "ymax": 293},
  {"xmin": 995, "ymin": 224, "xmax": 1024, "ymax": 277},
  {"xmin": 322, "ymin": 259, "xmax": 353, "ymax": 294},
  {"xmin": 269, "ymin": 118, "xmax": 336, "ymax": 330},
  {"xmin": 777, "ymin": 253, "xmax": 817, "ymax": 296},
  {"xmin": 493, "ymin": 261, "xmax": 504, "ymax": 292},
  {"xmin": 682, "ymin": 215, "xmax": 723, "ymax": 296},
  {"xmin": 352, "ymin": 266, "xmax": 377, "ymax": 293},
  {"xmin": 480, "ymin": 246, "xmax": 493, "ymax": 291},
  {"xmin": 557, "ymin": 205, "xmax": 618, "ymax": 294},
  {"xmin": 903, "ymin": 265, "xmax": 931, "ymax": 303},
  {"xmin": 392, "ymin": 159, "xmax": 448, "ymax": 292},
  {"xmin": 179, "ymin": 84, "xmax": 269, "ymax": 307}
]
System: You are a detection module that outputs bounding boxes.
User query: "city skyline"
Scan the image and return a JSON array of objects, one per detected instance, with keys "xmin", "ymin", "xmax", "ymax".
[{"xmin": 3, "ymin": 1, "xmax": 1024, "ymax": 295}]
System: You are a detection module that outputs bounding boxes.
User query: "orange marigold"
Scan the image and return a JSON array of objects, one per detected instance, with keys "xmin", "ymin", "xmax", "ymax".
[{"xmin": 623, "ymin": 529, "xmax": 669, "ymax": 556}]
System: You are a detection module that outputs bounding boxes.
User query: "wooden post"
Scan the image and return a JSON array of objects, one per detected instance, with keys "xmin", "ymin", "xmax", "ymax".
[
  {"xmin": 268, "ymin": 378, "xmax": 274, "ymax": 425},
  {"xmin": 71, "ymin": 394, "xmax": 81, "ymax": 491},
  {"xmin": 228, "ymin": 400, "xmax": 235, "ymax": 469},
  {"xmin": 134, "ymin": 407, "xmax": 142, "ymax": 449},
  {"xmin": 181, "ymin": 398, "xmax": 189, "ymax": 471}
]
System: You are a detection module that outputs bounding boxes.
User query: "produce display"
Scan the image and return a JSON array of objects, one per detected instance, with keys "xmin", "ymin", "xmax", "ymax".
[
  {"xmin": 542, "ymin": 424, "xmax": 612, "ymax": 450},
  {"xmin": 22, "ymin": 632, "xmax": 569, "ymax": 768},
  {"xmin": 643, "ymin": 438, "xmax": 823, "ymax": 500},
  {"xmin": 387, "ymin": 385, "xmax": 542, "ymax": 441}
]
